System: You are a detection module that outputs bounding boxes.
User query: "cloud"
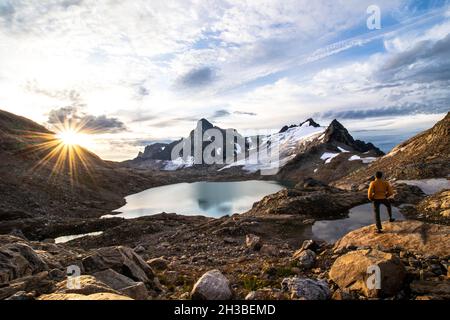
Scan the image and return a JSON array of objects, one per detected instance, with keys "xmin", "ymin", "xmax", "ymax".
[
  {"xmin": 177, "ymin": 67, "xmax": 216, "ymax": 88},
  {"xmin": 377, "ymin": 33, "xmax": 450, "ymax": 82},
  {"xmin": 211, "ymin": 109, "xmax": 230, "ymax": 118},
  {"xmin": 234, "ymin": 110, "xmax": 257, "ymax": 116},
  {"xmin": 137, "ymin": 86, "xmax": 150, "ymax": 97},
  {"xmin": 315, "ymin": 103, "xmax": 450, "ymax": 120},
  {"xmin": 47, "ymin": 106, "xmax": 126, "ymax": 133}
]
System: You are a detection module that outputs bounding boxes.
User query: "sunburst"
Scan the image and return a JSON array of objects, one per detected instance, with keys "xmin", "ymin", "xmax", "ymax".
[{"xmin": 18, "ymin": 118, "xmax": 97, "ymax": 187}]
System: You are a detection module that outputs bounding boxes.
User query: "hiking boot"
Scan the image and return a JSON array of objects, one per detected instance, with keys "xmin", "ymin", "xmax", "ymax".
[
  {"xmin": 375, "ymin": 229, "xmax": 383, "ymax": 234},
  {"xmin": 389, "ymin": 218, "xmax": 396, "ymax": 222}
]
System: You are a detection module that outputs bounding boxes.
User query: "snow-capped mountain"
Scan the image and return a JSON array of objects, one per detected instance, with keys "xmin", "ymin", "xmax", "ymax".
[{"xmin": 124, "ymin": 117, "xmax": 384, "ymax": 180}]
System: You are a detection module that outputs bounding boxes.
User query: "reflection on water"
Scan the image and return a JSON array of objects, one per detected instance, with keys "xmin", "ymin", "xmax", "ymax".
[
  {"xmin": 312, "ymin": 203, "xmax": 405, "ymax": 243},
  {"xmin": 106, "ymin": 180, "xmax": 287, "ymax": 219}
]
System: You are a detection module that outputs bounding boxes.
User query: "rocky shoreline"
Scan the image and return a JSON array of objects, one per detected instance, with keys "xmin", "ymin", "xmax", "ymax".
[{"xmin": 1, "ymin": 218, "xmax": 449, "ymax": 300}]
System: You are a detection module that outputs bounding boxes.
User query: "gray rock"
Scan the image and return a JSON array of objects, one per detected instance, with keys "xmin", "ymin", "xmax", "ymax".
[
  {"xmin": 5, "ymin": 291, "xmax": 35, "ymax": 300},
  {"xmin": 294, "ymin": 249, "xmax": 316, "ymax": 269},
  {"xmin": 0, "ymin": 243, "xmax": 48, "ymax": 284},
  {"xmin": 82, "ymin": 246, "xmax": 155, "ymax": 287},
  {"xmin": 245, "ymin": 234, "xmax": 262, "ymax": 251},
  {"xmin": 281, "ymin": 277, "xmax": 330, "ymax": 300},
  {"xmin": 191, "ymin": 269, "xmax": 232, "ymax": 300},
  {"xmin": 147, "ymin": 257, "xmax": 169, "ymax": 271},
  {"xmin": 93, "ymin": 269, "xmax": 149, "ymax": 300}
]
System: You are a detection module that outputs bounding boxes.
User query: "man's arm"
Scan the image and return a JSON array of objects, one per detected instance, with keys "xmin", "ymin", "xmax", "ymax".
[
  {"xmin": 368, "ymin": 182, "xmax": 374, "ymax": 201},
  {"xmin": 386, "ymin": 182, "xmax": 394, "ymax": 198}
]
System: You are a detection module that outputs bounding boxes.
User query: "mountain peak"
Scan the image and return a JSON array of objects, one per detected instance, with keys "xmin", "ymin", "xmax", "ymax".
[
  {"xmin": 197, "ymin": 118, "xmax": 214, "ymax": 129},
  {"xmin": 279, "ymin": 118, "xmax": 321, "ymax": 133},
  {"xmin": 328, "ymin": 119, "xmax": 345, "ymax": 130},
  {"xmin": 300, "ymin": 118, "xmax": 320, "ymax": 128},
  {"xmin": 323, "ymin": 119, "xmax": 384, "ymax": 155}
]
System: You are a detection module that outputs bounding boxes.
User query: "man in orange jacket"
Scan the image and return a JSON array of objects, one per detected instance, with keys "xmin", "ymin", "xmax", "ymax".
[{"xmin": 368, "ymin": 171, "xmax": 395, "ymax": 233}]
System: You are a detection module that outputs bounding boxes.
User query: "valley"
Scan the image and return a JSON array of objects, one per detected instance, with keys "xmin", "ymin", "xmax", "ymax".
[{"xmin": 0, "ymin": 109, "xmax": 449, "ymax": 301}]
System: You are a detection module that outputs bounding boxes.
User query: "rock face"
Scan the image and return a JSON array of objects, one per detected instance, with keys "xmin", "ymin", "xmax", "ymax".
[
  {"xmin": 410, "ymin": 280, "xmax": 450, "ymax": 299},
  {"xmin": 329, "ymin": 249, "xmax": 406, "ymax": 298},
  {"xmin": 245, "ymin": 186, "xmax": 367, "ymax": 217},
  {"xmin": 0, "ymin": 109, "xmax": 157, "ymax": 223},
  {"xmin": 281, "ymin": 277, "xmax": 330, "ymax": 300},
  {"xmin": 0, "ymin": 242, "xmax": 48, "ymax": 283},
  {"xmin": 276, "ymin": 119, "xmax": 384, "ymax": 184},
  {"xmin": 38, "ymin": 292, "xmax": 133, "ymax": 300},
  {"xmin": 336, "ymin": 112, "xmax": 450, "ymax": 188},
  {"xmin": 191, "ymin": 269, "xmax": 233, "ymax": 300},
  {"xmin": 93, "ymin": 269, "xmax": 149, "ymax": 300},
  {"xmin": 82, "ymin": 246, "xmax": 156, "ymax": 288},
  {"xmin": 126, "ymin": 118, "xmax": 247, "ymax": 169},
  {"xmin": 415, "ymin": 190, "xmax": 450, "ymax": 223},
  {"xmin": 52, "ymin": 275, "xmax": 119, "ymax": 296},
  {"xmin": 334, "ymin": 221, "xmax": 450, "ymax": 257}
]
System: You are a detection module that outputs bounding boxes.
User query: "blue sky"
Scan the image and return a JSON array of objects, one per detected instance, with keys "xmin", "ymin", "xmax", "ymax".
[{"xmin": 0, "ymin": 0, "xmax": 449, "ymax": 160}]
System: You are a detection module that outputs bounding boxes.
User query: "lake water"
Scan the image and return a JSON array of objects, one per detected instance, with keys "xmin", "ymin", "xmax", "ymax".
[
  {"xmin": 96, "ymin": 181, "xmax": 405, "ymax": 245},
  {"xmin": 312, "ymin": 203, "xmax": 405, "ymax": 243},
  {"xmin": 105, "ymin": 180, "xmax": 288, "ymax": 219}
]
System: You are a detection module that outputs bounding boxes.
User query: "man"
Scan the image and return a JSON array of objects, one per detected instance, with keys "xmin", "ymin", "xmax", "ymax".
[{"xmin": 368, "ymin": 171, "xmax": 395, "ymax": 234}]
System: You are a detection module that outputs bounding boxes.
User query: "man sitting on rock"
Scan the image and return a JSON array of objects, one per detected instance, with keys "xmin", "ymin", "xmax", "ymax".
[{"xmin": 368, "ymin": 171, "xmax": 395, "ymax": 234}]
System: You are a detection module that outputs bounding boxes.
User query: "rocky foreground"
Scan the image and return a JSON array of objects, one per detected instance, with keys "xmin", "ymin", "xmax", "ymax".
[{"xmin": 1, "ymin": 218, "xmax": 449, "ymax": 300}]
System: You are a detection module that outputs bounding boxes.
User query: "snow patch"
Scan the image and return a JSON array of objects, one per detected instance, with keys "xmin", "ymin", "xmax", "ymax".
[
  {"xmin": 163, "ymin": 156, "xmax": 194, "ymax": 171},
  {"xmin": 321, "ymin": 152, "xmax": 340, "ymax": 164},
  {"xmin": 220, "ymin": 125, "xmax": 325, "ymax": 174},
  {"xmin": 396, "ymin": 178, "xmax": 450, "ymax": 195},
  {"xmin": 348, "ymin": 155, "xmax": 377, "ymax": 163}
]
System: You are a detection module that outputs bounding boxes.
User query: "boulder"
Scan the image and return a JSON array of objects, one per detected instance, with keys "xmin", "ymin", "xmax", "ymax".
[
  {"xmin": 299, "ymin": 239, "xmax": 320, "ymax": 252},
  {"xmin": 245, "ymin": 288, "xmax": 287, "ymax": 300},
  {"xmin": 93, "ymin": 269, "xmax": 148, "ymax": 300},
  {"xmin": 410, "ymin": 280, "xmax": 450, "ymax": 299},
  {"xmin": 281, "ymin": 277, "xmax": 330, "ymax": 300},
  {"xmin": 329, "ymin": 249, "xmax": 406, "ymax": 298},
  {"xmin": 147, "ymin": 257, "xmax": 169, "ymax": 271},
  {"xmin": 245, "ymin": 234, "xmax": 262, "ymax": 251},
  {"xmin": 191, "ymin": 269, "xmax": 233, "ymax": 300},
  {"xmin": 0, "ymin": 271, "xmax": 54, "ymax": 300},
  {"xmin": 38, "ymin": 292, "xmax": 133, "ymax": 300},
  {"xmin": 82, "ymin": 246, "xmax": 155, "ymax": 286},
  {"xmin": 52, "ymin": 275, "xmax": 119, "ymax": 295},
  {"xmin": 334, "ymin": 221, "xmax": 450, "ymax": 257},
  {"xmin": 293, "ymin": 249, "xmax": 316, "ymax": 269},
  {"xmin": 0, "ymin": 242, "xmax": 48, "ymax": 284}
]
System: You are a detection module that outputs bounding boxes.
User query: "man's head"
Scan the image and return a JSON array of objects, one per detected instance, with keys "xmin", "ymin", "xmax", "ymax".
[{"xmin": 375, "ymin": 171, "xmax": 383, "ymax": 179}]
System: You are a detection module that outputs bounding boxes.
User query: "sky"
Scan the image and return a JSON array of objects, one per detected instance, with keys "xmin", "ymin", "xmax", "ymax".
[{"xmin": 0, "ymin": 0, "xmax": 449, "ymax": 160}]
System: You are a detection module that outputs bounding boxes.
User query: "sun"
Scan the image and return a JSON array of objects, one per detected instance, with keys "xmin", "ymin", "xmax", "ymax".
[
  {"xmin": 18, "ymin": 120, "xmax": 98, "ymax": 186},
  {"xmin": 56, "ymin": 129, "xmax": 90, "ymax": 147}
]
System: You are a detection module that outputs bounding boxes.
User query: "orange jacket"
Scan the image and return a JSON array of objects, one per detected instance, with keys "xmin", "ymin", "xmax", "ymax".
[{"xmin": 368, "ymin": 178, "xmax": 394, "ymax": 201}]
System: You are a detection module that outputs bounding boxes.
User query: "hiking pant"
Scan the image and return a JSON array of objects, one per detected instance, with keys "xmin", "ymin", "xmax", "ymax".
[{"xmin": 373, "ymin": 199, "xmax": 392, "ymax": 230}]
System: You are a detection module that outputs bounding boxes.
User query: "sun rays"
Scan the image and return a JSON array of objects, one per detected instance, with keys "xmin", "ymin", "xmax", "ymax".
[{"xmin": 18, "ymin": 119, "xmax": 98, "ymax": 187}]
